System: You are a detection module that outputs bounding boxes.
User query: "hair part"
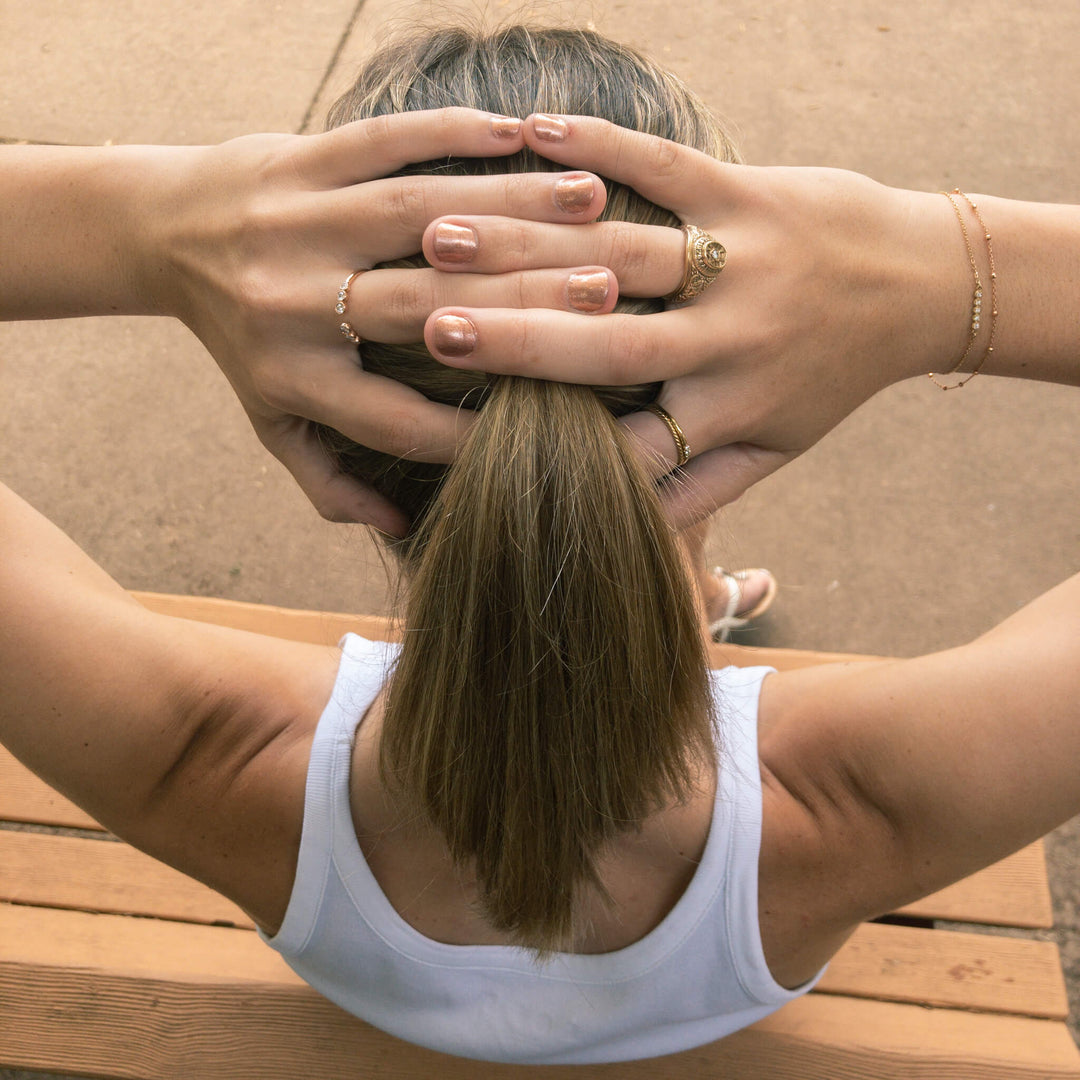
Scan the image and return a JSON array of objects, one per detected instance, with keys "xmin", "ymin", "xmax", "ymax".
[{"xmin": 322, "ymin": 24, "xmax": 737, "ymax": 958}]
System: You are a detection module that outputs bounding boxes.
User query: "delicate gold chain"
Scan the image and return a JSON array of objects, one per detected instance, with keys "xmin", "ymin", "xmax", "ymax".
[
  {"xmin": 955, "ymin": 190, "xmax": 998, "ymax": 382},
  {"xmin": 929, "ymin": 190, "xmax": 998, "ymax": 390}
]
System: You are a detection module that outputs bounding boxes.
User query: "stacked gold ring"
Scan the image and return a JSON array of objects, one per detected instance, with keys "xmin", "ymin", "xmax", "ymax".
[
  {"xmin": 665, "ymin": 224, "xmax": 727, "ymax": 304},
  {"xmin": 644, "ymin": 402, "xmax": 691, "ymax": 467}
]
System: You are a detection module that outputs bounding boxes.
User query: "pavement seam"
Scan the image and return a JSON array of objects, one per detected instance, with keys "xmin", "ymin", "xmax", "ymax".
[{"xmin": 299, "ymin": 0, "xmax": 370, "ymax": 134}]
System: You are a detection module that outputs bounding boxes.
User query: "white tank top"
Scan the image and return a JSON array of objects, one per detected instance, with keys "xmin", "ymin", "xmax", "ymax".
[{"xmin": 260, "ymin": 634, "xmax": 823, "ymax": 1064}]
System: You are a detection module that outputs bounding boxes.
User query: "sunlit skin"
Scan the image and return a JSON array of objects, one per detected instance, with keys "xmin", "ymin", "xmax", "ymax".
[{"xmin": 2, "ymin": 98, "xmax": 1079, "ymax": 1000}]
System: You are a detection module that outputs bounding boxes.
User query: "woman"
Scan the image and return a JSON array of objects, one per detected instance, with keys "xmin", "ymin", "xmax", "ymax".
[{"xmin": 1, "ymin": 25, "xmax": 1078, "ymax": 1066}]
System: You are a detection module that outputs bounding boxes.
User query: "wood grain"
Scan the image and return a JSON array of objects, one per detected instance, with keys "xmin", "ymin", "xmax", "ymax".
[
  {"xmin": 0, "ymin": 831, "xmax": 1067, "ymax": 1018},
  {"xmin": 0, "ymin": 744, "xmax": 102, "ymax": 829},
  {"xmin": 0, "ymin": 830, "xmax": 248, "ymax": 927},
  {"xmin": 1, "ymin": 593, "xmax": 1073, "ymax": 1078},
  {"xmin": 817, "ymin": 920, "xmax": 1068, "ymax": 1018},
  {"xmin": 0, "ymin": 747, "xmax": 1054, "ymax": 929},
  {"xmin": 898, "ymin": 841, "xmax": 1053, "ymax": 927},
  {"xmin": 3, "ymin": 905, "xmax": 1078, "ymax": 1080},
  {"xmin": 132, "ymin": 590, "xmax": 881, "ymax": 669}
]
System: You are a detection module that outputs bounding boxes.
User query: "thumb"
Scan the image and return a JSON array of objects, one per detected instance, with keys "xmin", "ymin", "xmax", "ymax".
[
  {"xmin": 658, "ymin": 444, "xmax": 795, "ymax": 530},
  {"xmin": 262, "ymin": 420, "xmax": 411, "ymax": 536}
]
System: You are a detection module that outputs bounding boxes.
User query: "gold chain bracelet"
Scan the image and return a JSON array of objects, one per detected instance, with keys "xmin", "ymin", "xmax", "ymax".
[{"xmin": 929, "ymin": 189, "xmax": 998, "ymax": 390}]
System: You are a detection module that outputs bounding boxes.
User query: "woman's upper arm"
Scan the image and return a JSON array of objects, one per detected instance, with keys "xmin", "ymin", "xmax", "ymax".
[
  {"xmin": 0, "ymin": 482, "xmax": 338, "ymax": 924},
  {"xmin": 760, "ymin": 573, "xmax": 1080, "ymax": 926}
]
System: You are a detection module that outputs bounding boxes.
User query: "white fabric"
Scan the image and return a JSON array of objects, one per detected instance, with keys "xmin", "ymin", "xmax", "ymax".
[{"xmin": 260, "ymin": 633, "xmax": 824, "ymax": 1064}]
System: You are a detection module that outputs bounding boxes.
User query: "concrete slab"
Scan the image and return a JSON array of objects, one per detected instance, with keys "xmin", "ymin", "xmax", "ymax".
[
  {"xmin": 306, "ymin": 0, "xmax": 1078, "ymax": 199},
  {"xmin": 0, "ymin": 0, "xmax": 360, "ymax": 143},
  {"xmin": 717, "ymin": 375, "xmax": 1080, "ymax": 658},
  {"xmin": 0, "ymin": 317, "xmax": 392, "ymax": 617},
  {"xmin": 2, "ymin": 0, "xmax": 1079, "ymax": 1064}
]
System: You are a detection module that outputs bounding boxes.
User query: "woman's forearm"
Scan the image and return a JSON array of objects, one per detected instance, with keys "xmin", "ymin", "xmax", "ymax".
[
  {"xmin": 0, "ymin": 144, "xmax": 174, "ymax": 320},
  {"xmin": 972, "ymin": 194, "xmax": 1080, "ymax": 386}
]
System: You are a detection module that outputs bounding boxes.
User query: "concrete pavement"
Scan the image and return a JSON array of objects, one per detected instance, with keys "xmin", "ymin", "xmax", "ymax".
[{"xmin": 2, "ymin": 0, "xmax": 1078, "ymax": 1070}]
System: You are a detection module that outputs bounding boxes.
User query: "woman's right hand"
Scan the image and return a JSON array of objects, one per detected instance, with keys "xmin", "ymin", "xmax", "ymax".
[
  {"xmin": 135, "ymin": 109, "xmax": 617, "ymax": 533},
  {"xmin": 421, "ymin": 114, "xmax": 972, "ymax": 527}
]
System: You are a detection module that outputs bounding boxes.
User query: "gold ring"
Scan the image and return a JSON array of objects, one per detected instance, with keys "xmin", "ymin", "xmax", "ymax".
[
  {"xmin": 665, "ymin": 224, "xmax": 726, "ymax": 304},
  {"xmin": 644, "ymin": 402, "xmax": 691, "ymax": 467},
  {"xmin": 336, "ymin": 270, "xmax": 364, "ymax": 344}
]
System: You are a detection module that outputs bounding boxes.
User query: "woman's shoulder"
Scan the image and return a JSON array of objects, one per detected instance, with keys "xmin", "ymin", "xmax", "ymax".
[
  {"xmin": 754, "ymin": 660, "xmax": 899, "ymax": 985},
  {"xmin": 120, "ymin": 623, "xmax": 344, "ymax": 936}
]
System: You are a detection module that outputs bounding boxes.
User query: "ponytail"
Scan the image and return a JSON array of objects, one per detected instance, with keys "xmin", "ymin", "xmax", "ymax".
[
  {"xmin": 379, "ymin": 377, "xmax": 711, "ymax": 956},
  {"xmin": 321, "ymin": 19, "xmax": 743, "ymax": 958}
]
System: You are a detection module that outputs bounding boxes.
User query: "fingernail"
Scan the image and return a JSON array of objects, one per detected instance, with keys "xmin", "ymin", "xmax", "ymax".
[
  {"xmin": 533, "ymin": 113, "xmax": 568, "ymax": 141},
  {"xmin": 432, "ymin": 222, "xmax": 478, "ymax": 263},
  {"xmin": 567, "ymin": 270, "xmax": 609, "ymax": 312},
  {"xmin": 431, "ymin": 314, "xmax": 477, "ymax": 358},
  {"xmin": 553, "ymin": 173, "xmax": 595, "ymax": 213},
  {"xmin": 490, "ymin": 114, "xmax": 522, "ymax": 138}
]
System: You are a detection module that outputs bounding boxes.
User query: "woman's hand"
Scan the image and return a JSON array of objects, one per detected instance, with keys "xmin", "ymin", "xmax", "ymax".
[
  {"xmin": 137, "ymin": 109, "xmax": 617, "ymax": 532},
  {"xmin": 0, "ymin": 111, "xmax": 616, "ymax": 534},
  {"xmin": 421, "ymin": 114, "xmax": 970, "ymax": 527}
]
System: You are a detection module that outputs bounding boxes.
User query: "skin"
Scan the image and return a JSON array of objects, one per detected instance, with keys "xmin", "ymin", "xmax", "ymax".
[
  {"xmin": 423, "ymin": 114, "xmax": 1080, "ymax": 526},
  {"xmin": 2, "ymin": 109, "xmax": 1078, "ymax": 993},
  {"xmin": 0, "ymin": 109, "xmax": 618, "ymax": 533},
  {"xmin": 4, "ymin": 476, "xmax": 1079, "ymax": 990}
]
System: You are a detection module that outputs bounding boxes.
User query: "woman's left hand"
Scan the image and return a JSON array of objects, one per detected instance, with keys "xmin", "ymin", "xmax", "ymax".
[{"xmin": 418, "ymin": 114, "xmax": 964, "ymax": 528}]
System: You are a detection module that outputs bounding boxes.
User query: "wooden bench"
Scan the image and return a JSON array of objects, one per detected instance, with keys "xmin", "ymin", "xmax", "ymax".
[{"xmin": 2, "ymin": 592, "xmax": 1078, "ymax": 1079}]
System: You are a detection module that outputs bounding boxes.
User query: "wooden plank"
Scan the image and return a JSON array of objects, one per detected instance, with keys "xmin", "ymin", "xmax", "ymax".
[
  {"xmin": 133, "ymin": 591, "xmax": 883, "ymax": 670},
  {"xmin": 898, "ymin": 841, "xmax": 1054, "ymax": 928},
  {"xmin": 0, "ymin": 831, "xmax": 1067, "ymax": 1020},
  {"xmin": 1, "ymin": 748, "xmax": 1056, "ymax": 932},
  {"xmin": 132, "ymin": 591, "xmax": 398, "ymax": 646},
  {"xmin": 2, "ymin": 904, "xmax": 1078, "ymax": 1080},
  {"xmin": 817, "ymin": 921, "xmax": 1068, "ymax": 1019},
  {"xmin": 0, "ymin": 831, "xmax": 249, "ymax": 928}
]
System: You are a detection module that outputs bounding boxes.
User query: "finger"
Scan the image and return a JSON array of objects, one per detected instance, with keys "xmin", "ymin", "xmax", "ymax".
[
  {"xmin": 324, "ymin": 170, "xmax": 607, "ymax": 260},
  {"xmin": 424, "ymin": 217, "xmax": 685, "ymax": 296},
  {"xmin": 522, "ymin": 113, "xmax": 741, "ymax": 221},
  {"xmin": 307, "ymin": 108, "xmax": 526, "ymax": 186},
  {"xmin": 269, "ymin": 352, "xmax": 475, "ymax": 464},
  {"xmin": 349, "ymin": 267, "xmax": 617, "ymax": 342},
  {"xmin": 658, "ymin": 445, "xmax": 795, "ymax": 530},
  {"xmin": 256, "ymin": 419, "xmax": 412, "ymax": 534},
  {"xmin": 424, "ymin": 307, "xmax": 712, "ymax": 384},
  {"xmin": 621, "ymin": 406, "xmax": 698, "ymax": 478}
]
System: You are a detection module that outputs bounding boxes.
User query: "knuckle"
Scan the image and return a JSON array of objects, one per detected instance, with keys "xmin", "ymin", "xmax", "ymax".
[
  {"xmin": 231, "ymin": 191, "xmax": 283, "ymax": 248},
  {"xmin": 436, "ymin": 106, "xmax": 469, "ymax": 132},
  {"xmin": 513, "ymin": 272, "xmax": 533, "ymax": 310},
  {"xmin": 387, "ymin": 274, "xmax": 429, "ymax": 327},
  {"xmin": 508, "ymin": 224, "xmax": 532, "ymax": 269},
  {"xmin": 376, "ymin": 408, "xmax": 424, "ymax": 459},
  {"xmin": 388, "ymin": 179, "xmax": 430, "ymax": 228},
  {"xmin": 314, "ymin": 497, "xmax": 346, "ymax": 523},
  {"xmin": 254, "ymin": 367, "xmax": 295, "ymax": 413},
  {"xmin": 234, "ymin": 264, "xmax": 282, "ymax": 322},
  {"xmin": 256, "ymin": 134, "xmax": 307, "ymax": 185},
  {"xmin": 513, "ymin": 312, "xmax": 542, "ymax": 370},
  {"xmin": 502, "ymin": 172, "xmax": 534, "ymax": 214},
  {"xmin": 605, "ymin": 223, "xmax": 648, "ymax": 280},
  {"xmin": 647, "ymin": 137, "xmax": 684, "ymax": 181},
  {"xmin": 607, "ymin": 325, "xmax": 653, "ymax": 384},
  {"xmin": 360, "ymin": 112, "xmax": 395, "ymax": 149}
]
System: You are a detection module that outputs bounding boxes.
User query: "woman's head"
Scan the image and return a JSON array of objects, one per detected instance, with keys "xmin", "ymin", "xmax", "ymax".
[
  {"xmin": 323, "ymin": 25, "xmax": 739, "ymax": 542},
  {"xmin": 322, "ymin": 25, "xmax": 738, "ymax": 957}
]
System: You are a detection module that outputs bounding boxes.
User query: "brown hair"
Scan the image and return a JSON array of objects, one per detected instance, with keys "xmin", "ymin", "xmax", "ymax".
[{"xmin": 321, "ymin": 25, "xmax": 739, "ymax": 957}]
